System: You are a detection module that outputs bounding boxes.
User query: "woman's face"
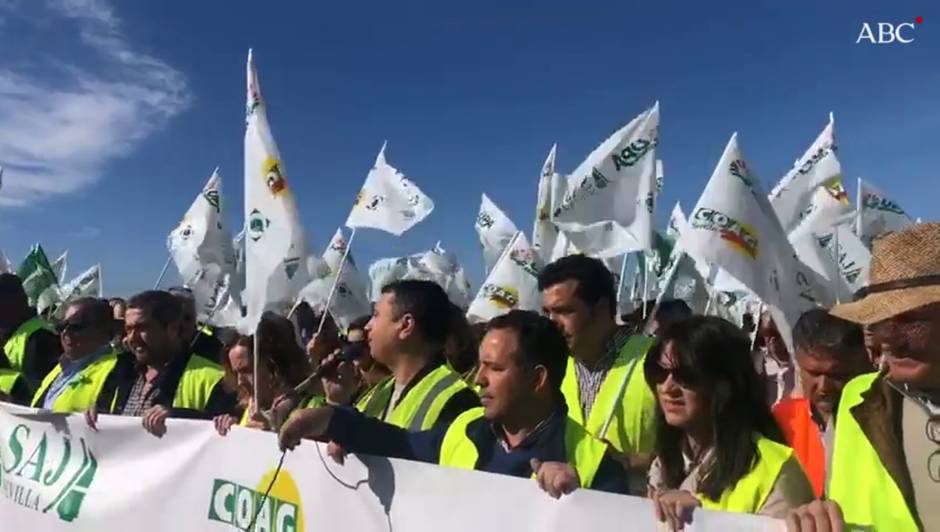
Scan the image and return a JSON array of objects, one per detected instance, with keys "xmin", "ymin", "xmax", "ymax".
[
  {"xmin": 654, "ymin": 341, "xmax": 709, "ymax": 431},
  {"xmin": 229, "ymin": 345, "xmax": 275, "ymax": 405}
]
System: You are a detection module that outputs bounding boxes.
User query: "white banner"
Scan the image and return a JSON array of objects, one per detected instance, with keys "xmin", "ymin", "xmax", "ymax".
[{"xmin": 0, "ymin": 404, "xmax": 783, "ymax": 531}]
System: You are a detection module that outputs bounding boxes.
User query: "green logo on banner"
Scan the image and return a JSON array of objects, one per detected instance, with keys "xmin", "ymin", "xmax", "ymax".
[
  {"xmin": 208, "ymin": 470, "xmax": 304, "ymax": 531},
  {"xmin": 0, "ymin": 424, "xmax": 99, "ymax": 522}
]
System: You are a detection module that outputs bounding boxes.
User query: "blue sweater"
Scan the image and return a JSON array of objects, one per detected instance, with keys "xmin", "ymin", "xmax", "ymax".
[{"xmin": 326, "ymin": 405, "xmax": 628, "ymax": 495}]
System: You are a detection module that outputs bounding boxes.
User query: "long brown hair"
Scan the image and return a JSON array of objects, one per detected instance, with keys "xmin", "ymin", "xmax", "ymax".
[{"xmin": 220, "ymin": 312, "xmax": 311, "ymax": 403}]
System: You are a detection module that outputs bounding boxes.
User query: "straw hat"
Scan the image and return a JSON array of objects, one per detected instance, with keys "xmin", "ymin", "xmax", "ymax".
[{"xmin": 831, "ymin": 222, "xmax": 940, "ymax": 325}]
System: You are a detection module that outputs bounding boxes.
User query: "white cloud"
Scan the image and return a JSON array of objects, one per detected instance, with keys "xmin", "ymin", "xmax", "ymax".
[{"xmin": 0, "ymin": 0, "xmax": 189, "ymax": 206}]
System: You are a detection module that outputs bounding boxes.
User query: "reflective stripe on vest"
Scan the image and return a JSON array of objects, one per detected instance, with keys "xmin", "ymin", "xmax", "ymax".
[
  {"xmin": 698, "ymin": 435, "xmax": 794, "ymax": 514},
  {"xmin": 773, "ymin": 397, "xmax": 825, "ymax": 498},
  {"xmin": 357, "ymin": 365, "xmax": 472, "ymax": 430},
  {"xmin": 3, "ymin": 316, "xmax": 54, "ymax": 371},
  {"xmin": 0, "ymin": 369, "xmax": 23, "ymax": 395},
  {"xmin": 31, "ymin": 351, "xmax": 119, "ymax": 413},
  {"xmin": 357, "ymin": 378, "xmax": 394, "ymax": 418},
  {"xmin": 171, "ymin": 354, "xmax": 225, "ymax": 411},
  {"xmin": 560, "ymin": 334, "xmax": 656, "ymax": 454},
  {"xmin": 829, "ymin": 372, "xmax": 919, "ymax": 531},
  {"xmin": 386, "ymin": 365, "xmax": 469, "ymax": 430},
  {"xmin": 439, "ymin": 407, "xmax": 607, "ymax": 488}
]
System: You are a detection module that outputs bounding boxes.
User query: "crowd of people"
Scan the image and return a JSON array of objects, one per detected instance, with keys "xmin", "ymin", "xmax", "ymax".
[{"xmin": 1, "ymin": 222, "xmax": 938, "ymax": 531}]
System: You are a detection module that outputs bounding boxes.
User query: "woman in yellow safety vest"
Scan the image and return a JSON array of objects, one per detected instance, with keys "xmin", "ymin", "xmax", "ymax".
[
  {"xmin": 214, "ymin": 312, "xmax": 316, "ymax": 435},
  {"xmin": 644, "ymin": 316, "xmax": 814, "ymax": 530}
]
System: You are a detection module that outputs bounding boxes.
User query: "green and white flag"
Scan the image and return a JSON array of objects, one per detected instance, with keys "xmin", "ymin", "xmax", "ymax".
[
  {"xmin": 18, "ymin": 244, "xmax": 59, "ymax": 310},
  {"xmin": 58, "ymin": 264, "xmax": 102, "ymax": 304}
]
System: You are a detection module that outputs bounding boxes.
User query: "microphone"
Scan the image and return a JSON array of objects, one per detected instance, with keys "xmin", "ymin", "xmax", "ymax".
[{"xmin": 264, "ymin": 343, "xmax": 364, "ymax": 429}]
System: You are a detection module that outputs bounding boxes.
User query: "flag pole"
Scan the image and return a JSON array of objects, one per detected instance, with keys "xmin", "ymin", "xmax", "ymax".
[
  {"xmin": 312, "ymin": 227, "xmax": 358, "ymax": 340},
  {"xmin": 615, "ymin": 254, "xmax": 629, "ymax": 321},
  {"xmin": 153, "ymin": 254, "xmax": 173, "ymax": 289},
  {"xmin": 253, "ymin": 318, "xmax": 261, "ymax": 418},
  {"xmin": 832, "ymin": 229, "xmax": 841, "ymax": 304},
  {"xmin": 641, "ymin": 251, "xmax": 651, "ymax": 320}
]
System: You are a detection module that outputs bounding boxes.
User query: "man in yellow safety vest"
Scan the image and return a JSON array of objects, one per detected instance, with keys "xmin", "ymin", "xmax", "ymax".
[
  {"xmin": 0, "ymin": 273, "xmax": 61, "ymax": 389},
  {"xmin": 538, "ymin": 255, "xmax": 658, "ymax": 491},
  {"xmin": 279, "ymin": 310, "xmax": 628, "ymax": 496},
  {"xmin": 788, "ymin": 223, "xmax": 940, "ymax": 531}
]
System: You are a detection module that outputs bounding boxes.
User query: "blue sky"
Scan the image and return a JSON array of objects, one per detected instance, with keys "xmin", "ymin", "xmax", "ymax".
[{"xmin": 0, "ymin": 0, "xmax": 938, "ymax": 297}]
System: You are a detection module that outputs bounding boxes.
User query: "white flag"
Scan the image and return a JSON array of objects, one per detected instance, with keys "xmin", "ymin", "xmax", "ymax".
[
  {"xmin": 243, "ymin": 49, "xmax": 310, "ymax": 332},
  {"xmin": 345, "ymin": 144, "xmax": 434, "ymax": 236},
  {"xmin": 476, "ymin": 193, "xmax": 519, "ymax": 274},
  {"xmin": 417, "ymin": 243, "xmax": 473, "ymax": 308},
  {"xmin": 787, "ymin": 179, "xmax": 852, "ymax": 241},
  {"xmin": 467, "ymin": 232, "xmax": 541, "ymax": 323},
  {"xmin": 678, "ymin": 134, "xmax": 823, "ymax": 350},
  {"xmin": 532, "ymin": 144, "xmax": 560, "ymax": 261},
  {"xmin": 820, "ymin": 223, "xmax": 871, "ymax": 296},
  {"xmin": 552, "ymin": 102, "xmax": 658, "ymax": 256},
  {"xmin": 51, "ymin": 251, "xmax": 68, "ymax": 284},
  {"xmin": 769, "ymin": 114, "xmax": 843, "ymax": 234},
  {"xmin": 168, "ymin": 168, "xmax": 242, "ymax": 323},
  {"xmin": 58, "ymin": 264, "xmax": 102, "ymax": 304},
  {"xmin": 298, "ymin": 269, "xmax": 371, "ymax": 330},
  {"xmin": 856, "ymin": 178, "xmax": 913, "ymax": 244},
  {"xmin": 323, "ymin": 227, "xmax": 357, "ymax": 275},
  {"xmin": 0, "ymin": 250, "xmax": 13, "ymax": 274},
  {"xmin": 367, "ymin": 244, "xmax": 472, "ymax": 308}
]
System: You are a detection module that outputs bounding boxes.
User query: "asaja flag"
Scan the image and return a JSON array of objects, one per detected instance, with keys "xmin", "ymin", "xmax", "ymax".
[
  {"xmin": 243, "ymin": 49, "xmax": 310, "ymax": 332},
  {"xmin": 552, "ymin": 102, "xmax": 658, "ymax": 256},
  {"xmin": 476, "ymin": 193, "xmax": 519, "ymax": 274},
  {"xmin": 856, "ymin": 178, "xmax": 913, "ymax": 245},
  {"xmin": 467, "ymin": 232, "xmax": 541, "ymax": 323},
  {"xmin": 532, "ymin": 144, "xmax": 560, "ymax": 261},
  {"xmin": 18, "ymin": 244, "xmax": 59, "ymax": 309},
  {"xmin": 769, "ymin": 114, "xmax": 842, "ymax": 234},
  {"xmin": 168, "ymin": 168, "xmax": 242, "ymax": 322},
  {"xmin": 678, "ymin": 134, "xmax": 824, "ymax": 350},
  {"xmin": 345, "ymin": 143, "xmax": 434, "ymax": 236}
]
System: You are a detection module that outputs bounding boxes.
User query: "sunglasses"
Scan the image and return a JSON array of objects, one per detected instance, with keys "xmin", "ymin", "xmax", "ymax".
[
  {"xmin": 56, "ymin": 321, "xmax": 91, "ymax": 334},
  {"xmin": 648, "ymin": 362, "xmax": 698, "ymax": 388}
]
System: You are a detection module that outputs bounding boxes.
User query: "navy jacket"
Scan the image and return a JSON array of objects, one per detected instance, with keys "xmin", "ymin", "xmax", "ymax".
[{"xmin": 326, "ymin": 405, "xmax": 628, "ymax": 495}]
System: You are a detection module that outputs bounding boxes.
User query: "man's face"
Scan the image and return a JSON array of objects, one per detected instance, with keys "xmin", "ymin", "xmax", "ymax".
[
  {"xmin": 796, "ymin": 348, "xmax": 867, "ymax": 419},
  {"xmin": 475, "ymin": 328, "xmax": 535, "ymax": 421},
  {"xmin": 366, "ymin": 294, "xmax": 405, "ymax": 368},
  {"xmin": 872, "ymin": 304, "xmax": 940, "ymax": 389},
  {"xmin": 542, "ymin": 280, "xmax": 598, "ymax": 354},
  {"xmin": 60, "ymin": 305, "xmax": 106, "ymax": 359},
  {"xmin": 124, "ymin": 308, "xmax": 181, "ymax": 367}
]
